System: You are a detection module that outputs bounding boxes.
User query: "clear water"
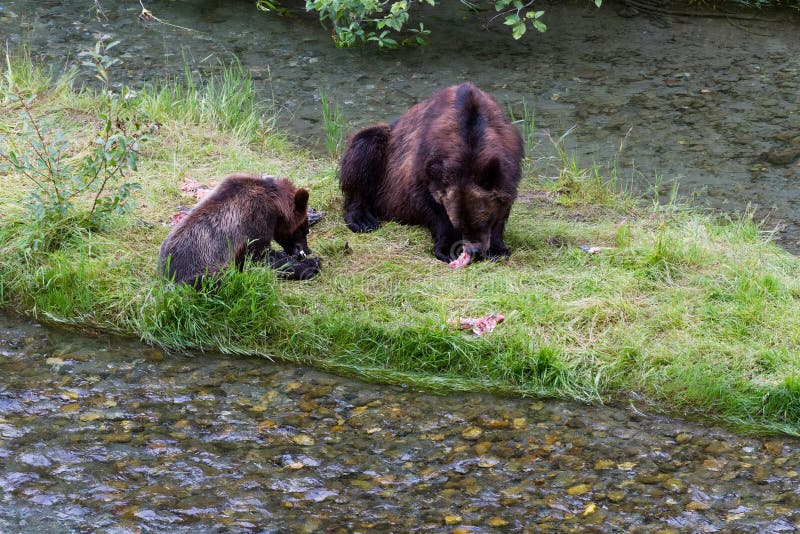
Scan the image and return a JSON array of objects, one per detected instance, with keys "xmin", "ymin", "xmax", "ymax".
[{"xmin": 1, "ymin": 313, "xmax": 799, "ymax": 531}]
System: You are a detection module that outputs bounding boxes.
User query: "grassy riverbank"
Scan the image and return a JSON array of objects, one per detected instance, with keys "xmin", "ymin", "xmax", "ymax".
[{"xmin": 1, "ymin": 53, "xmax": 799, "ymax": 436}]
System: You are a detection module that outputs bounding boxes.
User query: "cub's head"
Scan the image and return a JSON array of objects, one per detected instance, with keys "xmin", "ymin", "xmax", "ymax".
[{"xmin": 274, "ymin": 180, "xmax": 312, "ymax": 258}]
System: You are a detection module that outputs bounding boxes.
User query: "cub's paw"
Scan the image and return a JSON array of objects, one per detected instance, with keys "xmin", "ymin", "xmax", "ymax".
[
  {"xmin": 268, "ymin": 251, "xmax": 321, "ymax": 280},
  {"xmin": 267, "ymin": 250, "xmax": 293, "ymax": 269},
  {"xmin": 292, "ymin": 256, "xmax": 322, "ymax": 280}
]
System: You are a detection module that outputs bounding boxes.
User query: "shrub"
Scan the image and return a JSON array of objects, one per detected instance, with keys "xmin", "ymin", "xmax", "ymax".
[{"xmin": 0, "ymin": 41, "xmax": 145, "ymax": 249}]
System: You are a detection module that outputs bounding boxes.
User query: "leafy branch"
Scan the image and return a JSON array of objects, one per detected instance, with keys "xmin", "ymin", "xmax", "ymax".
[{"xmin": 257, "ymin": 0, "xmax": 601, "ymax": 47}]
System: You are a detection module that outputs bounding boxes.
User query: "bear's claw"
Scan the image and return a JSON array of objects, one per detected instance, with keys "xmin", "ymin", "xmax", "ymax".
[{"xmin": 346, "ymin": 213, "xmax": 380, "ymax": 233}]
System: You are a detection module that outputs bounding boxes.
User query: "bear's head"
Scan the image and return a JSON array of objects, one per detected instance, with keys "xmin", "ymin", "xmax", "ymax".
[
  {"xmin": 274, "ymin": 180, "xmax": 313, "ymax": 258},
  {"xmin": 438, "ymin": 185, "xmax": 512, "ymax": 259},
  {"xmin": 431, "ymin": 159, "xmax": 515, "ymax": 264}
]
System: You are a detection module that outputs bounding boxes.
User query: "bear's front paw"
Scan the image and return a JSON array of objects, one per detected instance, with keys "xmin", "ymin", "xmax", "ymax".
[
  {"xmin": 487, "ymin": 247, "xmax": 510, "ymax": 262},
  {"xmin": 345, "ymin": 212, "xmax": 380, "ymax": 233},
  {"xmin": 433, "ymin": 246, "xmax": 455, "ymax": 263}
]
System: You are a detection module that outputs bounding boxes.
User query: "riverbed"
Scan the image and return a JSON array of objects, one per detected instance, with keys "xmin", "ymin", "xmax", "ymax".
[{"xmin": 1, "ymin": 314, "xmax": 799, "ymax": 531}]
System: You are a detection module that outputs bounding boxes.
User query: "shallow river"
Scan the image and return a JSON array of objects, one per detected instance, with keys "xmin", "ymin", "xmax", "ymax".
[
  {"xmin": 2, "ymin": 0, "xmax": 799, "ymax": 246},
  {"xmin": 1, "ymin": 314, "xmax": 800, "ymax": 531}
]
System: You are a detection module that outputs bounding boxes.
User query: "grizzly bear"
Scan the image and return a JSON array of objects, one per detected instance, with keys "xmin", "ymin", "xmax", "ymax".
[
  {"xmin": 339, "ymin": 83, "xmax": 523, "ymax": 267},
  {"xmin": 159, "ymin": 173, "xmax": 321, "ymax": 286}
]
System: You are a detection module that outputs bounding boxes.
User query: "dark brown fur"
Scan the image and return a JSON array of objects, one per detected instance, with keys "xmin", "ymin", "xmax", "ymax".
[
  {"xmin": 159, "ymin": 173, "xmax": 320, "ymax": 286},
  {"xmin": 339, "ymin": 83, "xmax": 523, "ymax": 263}
]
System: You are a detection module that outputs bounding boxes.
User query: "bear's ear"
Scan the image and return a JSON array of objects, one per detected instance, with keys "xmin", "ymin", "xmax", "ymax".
[
  {"xmin": 478, "ymin": 157, "xmax": 502, "ymax": 190},
  {"xmin": 294, "ymin": 188, "xmax": 309, "ymax": 212},
  {"xmin": 491, "ymin": 189, "xmax": 514, "ymax": 205}
]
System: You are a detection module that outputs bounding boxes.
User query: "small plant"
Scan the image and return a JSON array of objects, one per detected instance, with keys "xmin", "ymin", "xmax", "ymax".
[
  {"xmin": 0, "ymin": 40, "xmax": 144, "ymax": 249},
  {"xmin": 319, "ymin": 87, "xmax": 346, "ymax": 157},
  {"xmin": 649, "ymin": 174, "xmax": 684, "ymax": 214},
  {"xmin": 507, "ymin": 97, "xmax": 536, "ymax": 153}
]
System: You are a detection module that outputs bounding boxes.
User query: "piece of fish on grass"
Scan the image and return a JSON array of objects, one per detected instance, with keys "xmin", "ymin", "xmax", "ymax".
[
  {"xmin": 578, "ymin": 245, "xmax": 614, "ymax": 254},
  {"xmin": 179, "ymin": 177, "xmax": 216, "ymax": 201},
  {"xmin": 457, "ymin": 313, "xmax": 505, "ymax": 336},
  {"xmin": 168, "ymin": 206, "xmax": 192, "ymax": 226}
]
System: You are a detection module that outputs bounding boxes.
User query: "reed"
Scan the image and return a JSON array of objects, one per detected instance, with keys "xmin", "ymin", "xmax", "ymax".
[{"xmin": 319, "ymin": 86, "xmax": 346, "ymax": 157}]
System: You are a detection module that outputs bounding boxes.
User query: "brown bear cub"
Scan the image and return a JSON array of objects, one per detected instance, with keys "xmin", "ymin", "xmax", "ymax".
[
  {"xmin": 159, "ymin": 173, "xmax": 321, "ymax": 286},
  {"xmin": 339, "ymin": 83, "xmax": 523, "ymax": 267}
]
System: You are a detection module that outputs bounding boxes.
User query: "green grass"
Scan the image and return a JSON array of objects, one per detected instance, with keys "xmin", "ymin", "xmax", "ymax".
[
  {"xmin": 319, "ymin": 87, "xmax": 346, "ymax": 158},
  {"xmin": 2, "ymin": 47, "xmax": 76, "ymax": 100},
  {"xmin": 138, "ymin": 58, "xmax": 278, "ymax": 144},
  {"xmin": 1, "ymin": 53, "xmax": 799, "ymax": 436}
]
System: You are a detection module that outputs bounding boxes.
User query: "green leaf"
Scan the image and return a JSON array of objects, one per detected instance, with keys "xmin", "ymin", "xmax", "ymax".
[
  {"xmin": 512, "ymin": 21, "xmax": 526, "ymax": 39},
  {"xmin": 256, "ymin": 0, "xmax": 278, "ymax": 10},
  {"xmin": 390, "ymin": 0, "xmax": 407, "ymax": 13}
]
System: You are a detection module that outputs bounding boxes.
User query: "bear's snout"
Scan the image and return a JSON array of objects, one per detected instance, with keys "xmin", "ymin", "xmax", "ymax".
[{"xmin": 462, "ymin": 235, "xmax": 491, "ymax": 258}]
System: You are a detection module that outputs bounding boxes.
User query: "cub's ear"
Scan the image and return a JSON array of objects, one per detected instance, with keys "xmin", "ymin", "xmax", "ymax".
[{"xmin": 294, "ymin": 188, "xmax": 309, "ymax": 212}]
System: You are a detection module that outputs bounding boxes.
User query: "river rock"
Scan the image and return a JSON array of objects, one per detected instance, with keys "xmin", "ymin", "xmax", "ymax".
[{"xmin": 761, "ymin": 146, "xmax": 800, "ymax": 166}]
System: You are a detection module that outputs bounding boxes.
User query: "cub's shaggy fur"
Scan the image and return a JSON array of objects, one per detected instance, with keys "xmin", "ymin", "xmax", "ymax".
[
  {"xmin": 159, "ymin": 173, "xmax": 320, "ymax": 286},
  {"xmin": 339, "ymin": 83, "xmax": 523, "ymax": 265}
]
